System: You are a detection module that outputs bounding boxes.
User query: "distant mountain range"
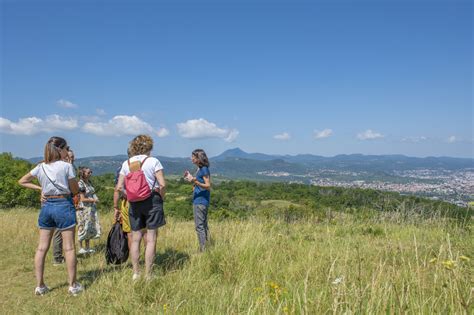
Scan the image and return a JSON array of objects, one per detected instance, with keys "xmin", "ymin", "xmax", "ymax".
[
  {"xmin": 214, "ymin": 148, "xmax": 473, "ymax": 170},
  {"xmin": 24, "ymin": 148, "xmax": 474, "ymax": 181}
]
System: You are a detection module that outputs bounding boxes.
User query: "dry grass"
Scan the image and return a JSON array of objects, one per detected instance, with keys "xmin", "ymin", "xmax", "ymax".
[{"xmin": 0, "ymin": 208, "xmax": 472, "ymax": 314}]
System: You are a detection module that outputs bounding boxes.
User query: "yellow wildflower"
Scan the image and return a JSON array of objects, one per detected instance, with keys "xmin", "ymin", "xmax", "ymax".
[
  {"xmin": 442, "ymin": 260, "xmax": 456, "ymax": 270},
  {"xmin": 459, "ymin": 255, "xmax": 470, "ymax": 262},
  {"xmin": 268, "ymin": 281, "xmax": 280, "ymax": 290}
]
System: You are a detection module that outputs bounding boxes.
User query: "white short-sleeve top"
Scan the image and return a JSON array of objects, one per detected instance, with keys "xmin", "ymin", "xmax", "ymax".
[{"xmin": 30, "ymin": 161, "xmax": 76, "ymax": 195}]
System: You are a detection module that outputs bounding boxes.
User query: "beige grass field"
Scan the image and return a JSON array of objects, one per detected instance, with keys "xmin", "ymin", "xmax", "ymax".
[{"xmin": 0, "ymin": 208, "xmax": 472, "ymax": 314}]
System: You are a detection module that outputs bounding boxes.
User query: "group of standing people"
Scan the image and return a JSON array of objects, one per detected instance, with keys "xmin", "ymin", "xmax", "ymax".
[
  {"xmin": 52, "ymin": 149, "xmax": 101, "ymax": 264},
  {"xmin": 18, "ymin": 134, "xmax": 211, "ymax": 296}
]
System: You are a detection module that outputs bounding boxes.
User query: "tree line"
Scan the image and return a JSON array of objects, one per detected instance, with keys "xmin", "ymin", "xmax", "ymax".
[{"xmin": 1, "ymin": 153, "xmax": 470, "ymax": 222}]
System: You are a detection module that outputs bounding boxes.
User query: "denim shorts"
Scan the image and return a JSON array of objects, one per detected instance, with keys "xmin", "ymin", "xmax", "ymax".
[{"xmin": 38, "ymin": 198, "xmax": 76, "ymax": 230}]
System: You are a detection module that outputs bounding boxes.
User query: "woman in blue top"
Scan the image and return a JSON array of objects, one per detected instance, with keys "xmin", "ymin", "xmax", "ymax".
[{"xmin": 185, "ymin": 149, "xmax": 211, "ymax": 251}]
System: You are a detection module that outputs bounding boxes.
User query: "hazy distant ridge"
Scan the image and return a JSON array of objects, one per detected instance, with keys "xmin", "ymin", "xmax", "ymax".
[{"xmin": 24, "ymin": 148, "xmax": 473, "ymax": 177}]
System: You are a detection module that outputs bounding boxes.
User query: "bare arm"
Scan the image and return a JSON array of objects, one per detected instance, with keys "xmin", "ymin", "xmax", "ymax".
[
  {"xmin": 68, "ymin": 178, "xmax": 79, "ymax": 196},
  {"xmin": 193, "ymin": 175, "xmax": 211, "ymax": 190},
  {"xmin": 155, "ymin": 170, "xmax": 166, "ymax": 199},
  {"xmin": 79, "ymin": 192, "xmax": 95, "ymax": 203},
  {"xmin": 113, "ymin": 174, "xmax": 125, "ymax": 220},
  {"xmin": 18, "ymin": 173, "xmax": 42, "ymax": 191}
]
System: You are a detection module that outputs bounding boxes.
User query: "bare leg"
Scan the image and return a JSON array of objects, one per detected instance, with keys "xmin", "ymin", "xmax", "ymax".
[
  {"xmin": 131, "ymin": 230, "xmax": 144, "ymax": 275},
  {"xmin": 61, "ymin": 227, "xmax": 77, "ymax": 286},
  {"xmin": 35, "ymin": 229, "xmax": 54, "ymax": 287},
  {"xmin": 127, "ymin": 232, "xmax": 132, "ymax": 255},
  {"xmin": 144, "ymin": 229, "xmax": 157, "ymax": 277}
]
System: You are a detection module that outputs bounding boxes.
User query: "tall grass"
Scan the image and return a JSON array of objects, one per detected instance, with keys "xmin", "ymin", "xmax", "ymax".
[{"xmin": 0, "ymin": 208, "xmax": 472, "ymax": 314}]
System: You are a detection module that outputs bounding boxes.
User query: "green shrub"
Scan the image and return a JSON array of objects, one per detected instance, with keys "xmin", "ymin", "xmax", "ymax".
[{"xmin": 0, "ymin": 153, "xmax": 40, "ymax": 209}]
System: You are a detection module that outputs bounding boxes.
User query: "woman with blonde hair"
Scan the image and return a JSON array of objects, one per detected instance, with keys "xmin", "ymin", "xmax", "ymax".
[
  {"xmin": 18, "ymin": 136, "xmax": 83, "ymax": 296},
  {"xmin": 114, "ymin": 134, "xmax": 166, "ymax": 280}
]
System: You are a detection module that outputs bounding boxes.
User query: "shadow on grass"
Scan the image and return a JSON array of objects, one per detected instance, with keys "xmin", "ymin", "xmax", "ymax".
[
  {"xmin": 76, "ymin": 242, "xmax": 107, "ymax": 260},
  {"xmin": 77, "ymin": 265, "xmax": 122, "ymax": 288},
  {"xmin": 50, "ymin": 261, "xmax": 129, "ymax": 291},
  {"xmin": 50, "ymin": 248, "xmax": 189, "ymax": 291},
  {"xmin": 154, "ymin": 248, "xmax": 190, "ymax": 274}
]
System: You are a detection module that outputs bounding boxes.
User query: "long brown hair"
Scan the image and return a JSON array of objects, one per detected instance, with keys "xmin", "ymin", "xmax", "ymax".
[
  {"xmin": 192, "ymin": 149, "xmax": 210, "ymax": 168},
  {"xmin": 44, "ymin": 136, "xmax": 68, "ymax": 164}
]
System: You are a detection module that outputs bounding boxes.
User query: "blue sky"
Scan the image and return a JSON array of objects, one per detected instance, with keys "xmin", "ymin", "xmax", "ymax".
[{"xmin": 1, "ymin": 0, "xmax": 472, "ymax": 158}]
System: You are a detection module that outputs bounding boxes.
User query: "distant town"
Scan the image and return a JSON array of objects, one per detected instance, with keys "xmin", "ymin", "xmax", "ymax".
[{"xmin": 258, "ymin": 169, "xmax": 474, "ymax": 207}]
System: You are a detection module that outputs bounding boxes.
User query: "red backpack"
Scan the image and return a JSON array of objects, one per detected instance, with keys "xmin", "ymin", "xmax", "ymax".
[{"xmin": 124, "ymin": 157, "xmax": 152, "ymax": 202}]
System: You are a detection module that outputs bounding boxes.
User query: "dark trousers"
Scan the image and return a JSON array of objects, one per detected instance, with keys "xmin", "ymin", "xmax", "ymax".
[
  {"xmin": 193, "ymin": 204, "xmax": 209, "ymax": 251},
  {"xmin": 52, "ymin": 229, "xmax": 64, "ymax": 263}
]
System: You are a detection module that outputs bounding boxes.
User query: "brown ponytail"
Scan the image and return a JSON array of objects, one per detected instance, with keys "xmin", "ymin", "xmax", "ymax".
[{"xmin": 44, "ymin": 136, "xmax": 67, "ymax": 164}]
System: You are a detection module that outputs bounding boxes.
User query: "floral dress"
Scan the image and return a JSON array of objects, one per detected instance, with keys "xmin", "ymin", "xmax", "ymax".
[{"xmin": 77, "ymin": 180, "xmax": 101, "ymax": 241}]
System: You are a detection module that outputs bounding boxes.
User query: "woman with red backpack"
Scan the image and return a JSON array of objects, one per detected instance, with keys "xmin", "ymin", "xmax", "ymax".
[{"xmin": 113, "ymin": 134, "xmax": 166, "ymax": 280}]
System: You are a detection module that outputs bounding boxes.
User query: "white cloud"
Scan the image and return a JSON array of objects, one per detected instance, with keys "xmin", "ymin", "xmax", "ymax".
[
  {"xmin": 447, "ymin": 136, "xmax": 457, "ymax": 143},
  {"xmin": 0, "ymin": 115, "xmax": 78, "ymax": 135},
  {"xmin": 82, "ymin": 115, "xmax": 167, "ymax": 137},
  {"xmin": 401, "ymin": 136, "xmax": 428, "ymax": 143},
  {"xmin": 0, "ymin": 117, "xmax": 15, "ymax": 134},
  {"xmin": 274, "ymin": 132, "xmax": 291, "ymax": 141},
  {"xmin": 156, "ymin": 127, "xmax": 170, "ymax": 138},
  {"xmin": 176, "ymin": 118, "xmax": 239, "ymax": 142},
  {"xmin": 57, "ymin": 99, "xmax": 78, "ymax": 109},
  {"xmin": 314, "ymin": 129, "xmax": 333, "ymax": 139},
  {"xmin": 357, "ymin": 129, "xmax": 384, "ymax": 140},
  {"xmin": 45, "ymin": 114, "xmax": 78, "ymax": 130},
  {"xmin": 96, "ymin": 108, "xmax": 106, "ymax": 116}
]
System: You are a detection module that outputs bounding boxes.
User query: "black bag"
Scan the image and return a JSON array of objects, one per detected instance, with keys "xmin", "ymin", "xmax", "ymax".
[{"xmin": 105, "ymin": 222, "xmax": 129, "ymax": 265}]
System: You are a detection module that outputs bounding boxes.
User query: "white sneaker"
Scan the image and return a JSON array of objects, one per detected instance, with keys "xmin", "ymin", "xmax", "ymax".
[
  {"xmin": 68, "ymin": 282, "xmax": 83, "ymax": 296},
  {"xmin": 87, "ymin": 248, "xmax": 96, "ymax": 254},
  {"xmin": 78, "ymin": 248, "xmax": 88, "ymax": 255},
  {"xmin": 35, "ymin": 285, "xmax": 49, "ymax": 296},
  {"xmin": 132, "ymin": 273, "xmax": 140, "ymax": 281}
]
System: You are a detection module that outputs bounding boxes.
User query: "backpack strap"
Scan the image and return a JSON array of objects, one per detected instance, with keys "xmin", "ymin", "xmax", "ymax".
[
  {"xmin": 140, "ymin": 157, "xmax": 158, "ymax": 190},
  {"xmin": 127, "ymin": 157, "xmax": 149, "ymax": 170},
  {"xmin": 140, "ymin": 156, "xmax": 149, "ymax": 170}
]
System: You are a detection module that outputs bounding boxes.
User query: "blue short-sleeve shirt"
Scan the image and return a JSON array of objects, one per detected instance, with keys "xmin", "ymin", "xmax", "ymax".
[{"xmin": 193, "ymin": 166, "xmax": 210, "ymax": 205}]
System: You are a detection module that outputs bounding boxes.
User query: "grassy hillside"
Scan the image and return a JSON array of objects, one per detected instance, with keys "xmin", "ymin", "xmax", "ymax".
[{"xmin": 0, "ymin": 209, "xmax": 472, "ymax": 314}]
